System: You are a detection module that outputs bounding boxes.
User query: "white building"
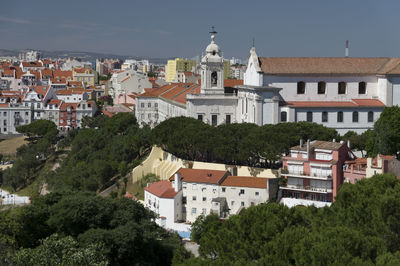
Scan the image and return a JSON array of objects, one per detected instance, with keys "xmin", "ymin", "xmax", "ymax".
[
  {"xmin": 243, "ymin": 51, "xmax": 399, "ymax": 134},
  {"xmin": 110, "ymin": 69, "xmax": 152, "ymax": 104},
  {"xmin": 144, "ymin": 179, "xmax": 183, "ymax": 228},
  {"xmin": 136, "ymin": 33, "xmax": 396, "ymax": 134},
  {"xmin": 168, "ymin": 168, "xmax": 278, "ymax": 223}
]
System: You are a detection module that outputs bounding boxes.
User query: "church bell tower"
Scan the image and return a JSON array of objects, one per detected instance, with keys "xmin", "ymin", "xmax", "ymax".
[{"xmin": 200, "ymin": 27, "xmax": 225, "ymax": 94}]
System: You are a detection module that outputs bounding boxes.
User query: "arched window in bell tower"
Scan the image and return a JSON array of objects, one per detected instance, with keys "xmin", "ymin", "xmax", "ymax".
[{"xmin": 211, "ymin": 71, "xmax": 218, "ymax": 85}]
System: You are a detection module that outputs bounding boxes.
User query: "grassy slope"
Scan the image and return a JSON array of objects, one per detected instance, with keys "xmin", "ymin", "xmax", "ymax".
[{"xmin": 0, "ymin": 136, "xmax": 27, "ymax": 156}]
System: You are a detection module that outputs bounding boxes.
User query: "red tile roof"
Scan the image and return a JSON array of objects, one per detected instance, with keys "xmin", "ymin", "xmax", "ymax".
[
  {"xmin": 22, "ymin": 61, "xmax": 43, "ymax": 68},
  {"xmin": 53, "ymin": 70, "xmax": 73, "ymax": 79},
  {"xmin": 352, "ymin": 99, "xmax": 385, "ymax": 107},
  {"xmin": 59, "ymin": 102, "xmax": 78, "ymax": 111},
  {"xmin": 32, "ymin": 86, "xmax": 48, "ymax": 97},
  {"xmin": 144, "ymin": 180, "xmax": 178, "ymax": 198},
  {"xmin": 258, "ymin": 57, "xmax": 400, "ymax": 75},
  {"xmin": 221, "ymin": 176, "xmax": 268, "ymax": 189},
  {"xmin": 170, "ymin": 168, "xmax": 228, "ymax": 184},
  {"xmin": 224, "ymin": 79, "xmax": 243, "ymax": 87},
  {"xmin": 47, "ymin": 99, "xmax": 62, "ymax": 107}
]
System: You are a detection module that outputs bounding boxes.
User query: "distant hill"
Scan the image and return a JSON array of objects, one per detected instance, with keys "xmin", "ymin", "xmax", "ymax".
[{"xmin": 0, "ymin": 49, "xmax": 170, "ymax": 64}]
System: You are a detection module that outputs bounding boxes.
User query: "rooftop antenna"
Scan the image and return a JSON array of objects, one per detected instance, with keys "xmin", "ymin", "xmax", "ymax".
[
  {"xmin": 345, "ymin": 40, "xmax": 349, "ymax": 57},
  {"xmin": 252, "ymin": 37, "xmax": 255, "ymax": 48}
]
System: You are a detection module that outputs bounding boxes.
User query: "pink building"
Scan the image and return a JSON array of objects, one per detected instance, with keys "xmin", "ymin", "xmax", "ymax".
[
  {"xmin": 281, "ymin": 140, "xmax": 353, "ymax": 203},
  {"xmin": 344, "ymin": 155, "xmax": 400, "ymax": 183}
]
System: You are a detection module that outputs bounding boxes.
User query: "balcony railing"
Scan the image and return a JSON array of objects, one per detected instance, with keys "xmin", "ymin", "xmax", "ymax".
[
  {"xmin": 283, "ymin": 170, "xmax": 332, "ymax": 180},
  {"xmin": 281, "ymin": 184, "xmax": 332, "ymax": 193}
]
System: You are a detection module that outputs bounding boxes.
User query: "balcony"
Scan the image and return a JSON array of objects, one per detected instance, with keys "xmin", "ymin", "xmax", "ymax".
[
  {"xmin": 280, "ymin": 184, "xmax": 332, "ymax": 194},
  {"xmin": 282, "ymin": 170, "xmax": 332, "ymax": 180}
]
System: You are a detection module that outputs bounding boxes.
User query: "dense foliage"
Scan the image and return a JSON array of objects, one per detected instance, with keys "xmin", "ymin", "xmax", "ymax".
[
  {"xmin": 152, "ymin": 117, "xmax": 339, "ymax": 167},
  {"xmin": 175, "ymin": 174, "xmax": 400, "ymax": 265},
  {"xmin": 366, "ymin": 106, "xmax": 400, "ymax": 158},
  {"xmin": 0, "ymin": 191, "xmax": 181, "ymax": 265},
  {"xmin": 1, "ymin": 120, "xmax": 58, "ymax": 191},
  {"xmin": 47, "ymin": 113, "xmax": 151, "ymax": 192}
]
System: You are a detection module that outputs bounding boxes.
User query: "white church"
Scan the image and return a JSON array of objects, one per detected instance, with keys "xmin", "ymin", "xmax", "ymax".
[{"xmin": 136, "ymin": 32, "xmax": 400, "ymax": 134}]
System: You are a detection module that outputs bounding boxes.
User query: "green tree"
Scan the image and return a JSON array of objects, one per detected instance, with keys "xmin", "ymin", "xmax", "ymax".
[{"xmin": 366, "ymin": 106, "xmax": 400, "ymax": 158}]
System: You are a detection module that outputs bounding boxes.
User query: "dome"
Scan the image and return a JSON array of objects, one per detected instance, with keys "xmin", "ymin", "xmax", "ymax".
[{"xmin": 205, "ymin": 35, "xmax": 220, "ymax": 56}]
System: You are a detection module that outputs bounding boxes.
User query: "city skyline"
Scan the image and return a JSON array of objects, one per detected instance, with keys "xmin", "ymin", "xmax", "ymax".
[{"xmin": 1, "ymin": 0, "xmax": 400, "ymax": 59}]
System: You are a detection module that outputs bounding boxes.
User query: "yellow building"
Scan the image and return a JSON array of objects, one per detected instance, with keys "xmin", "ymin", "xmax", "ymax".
[
  {"xmin": 165, "ymin": 58, "xmax": 196, "ymax": 82},
  {"xmin": 72, "ymin": 67, "xmax": 97, "ymax": 86},
  {"xmin": 224, "ymin": 60, "xmax": 230, "ymax": 79}
]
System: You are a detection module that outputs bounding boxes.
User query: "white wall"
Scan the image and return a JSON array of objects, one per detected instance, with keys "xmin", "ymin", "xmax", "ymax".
[
  {"xmin": 263, "ymin": 75, "xmax": 381, "ymax": 103},
  {"xmin": 220, "ymin": 186, "xmax": 268, "ymax": 214}
]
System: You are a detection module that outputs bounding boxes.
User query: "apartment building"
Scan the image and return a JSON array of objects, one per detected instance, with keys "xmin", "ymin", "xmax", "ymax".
[
  {"xmin": 280, "ymin": 140, "xmax": 353, "ymax": 206},
  {"xmin": 144, "ymin": 168, "xmax": 279, "ymax": 224}
]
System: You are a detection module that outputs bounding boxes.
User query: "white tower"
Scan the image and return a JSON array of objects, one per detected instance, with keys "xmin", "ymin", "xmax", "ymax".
[{"xmin": 200, "ymin": 28, "xmax": 224, "ymax": 94}]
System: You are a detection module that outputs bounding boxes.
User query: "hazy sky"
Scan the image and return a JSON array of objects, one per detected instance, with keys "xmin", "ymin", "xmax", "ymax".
[{"xmin": 1, "ymin": 0, "xmax": 399, "ymax": 59}]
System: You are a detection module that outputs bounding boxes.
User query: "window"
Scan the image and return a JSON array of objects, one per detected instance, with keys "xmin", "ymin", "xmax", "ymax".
[
  {"xmin": 352, "ymin": 111, "xmax": 359, "ymax": 122},
  {"xmin": 359, "ymin": 82, "xmax": 366, "ymax": 94},
  {"xmin": 222, "ymin": 187, "xmax": 226, "ymax": 192},
  {"xmin": 322, "ymin": 111, "xmax": 328, "ymax": 122},
  {"xmin": 281, "ymin": 111, "xmax": 287, "ymax": 122},
  {"xmin": 3, "ymin": 112, "xmax": 6, "ymax": 116},
  {"xmin": 3, "ymin": 128, "xmax": 6, "ymax": 132},
  {"xmin": 202, "ymin": 208, "xmax": 207, "ymax": 215},
  {"xmin": 197, "ymin": 114, "xmax": 203, "ymax": 121},
  {"xmin": 241, "ymin": 202, "xmax": 245, "ymax": 207},
  {"xmin": 212, "ymin": 115, "xmax": 217, "ymax": 126},
  {"xmin": 147, "ymin": 113, "xmax": 151, "ymax": 119},
  {"xmin": 231, "ymin": 201, "xmax": 235, "ymax": 206},
  {"xmin": 191, "ymin": 208, "xmax": 197, "ymax": 214},
  {"xmin": 141, "ymin": 103, "xmax": 144, "ymax": 108},
  {"xmin": 338, "ymin": 82, "xmax": 346, "ymax": 94},
  {"xmin": 368, "ymin": 111, "xmax": 374, "ymax": 122},
  {"xmin": 155, "ymin": 103, "xmax": 158, "ymax": 108},
  {"xmin": 337, "ymin": 111, "xmax": 343, "ymax": 122},
  {"xmin": 226, "ymin": 114, "xmax": 231, "ymax": 124},
  {"xmin": 240, "ymin": 189, "xmax": 245, "ymax": 195},
  {"xmin": 306, "ymin": 112, "xmax": 313, "ymax": 122},
  {"xmin": 202, "ymin": 197, "xmax": 207, "ymax": 201},
  {"xmin": 155, "ymin": 113, "xmax": 159, "ymax": 119},
  {"xmin": 140, "ymin": 114, "xmax": 144, "ymax": 120},
  {"xmin": 3, "ymin": 120, "xmax": 6, "ymax": 126},
  {"xmin": 255, "ymin": 191, "xmax": 259, "ymax": 196},
  {"xmin": 148, "ymin": 103, "xmax": 151, "ymax": 108},
  {"xmin": 192, "ymin": 196, "xmax": 196, "ymax": 201},
  {"xmin": 37, "ymin": 103, "xmax": 40, "ymax": 108},
  {"xmin": 318, "ymin": 82, "xmax": 326, "ymax": 94},
  {"xmin": 297, "ymin": 81, "xmax": 305, "ymax": 94}
]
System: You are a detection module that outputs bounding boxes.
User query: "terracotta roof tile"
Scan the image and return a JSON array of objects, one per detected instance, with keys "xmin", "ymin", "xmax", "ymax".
[
  {"xmin": 221, "ymin": 176, "xmax": 268, "ymax": 189},
  {"xmin": 292, "ymin": 140, "xmax": 344, "ymax": 151},
  {"xmin": 258, "ymin": 57, "xmax": 400, "ymax": 75},
  {"xmin": 22, "ymin": 61, "xmax": 43, "ymax": 68},
  {"xmin": 144, "ymin": 180, "xmax": 178, "ymax": 198},
  {"xmin": 170, "ymin": 168, "xmax": 228, "ymax": 184},
  {"xmin": 224, "ymin": 79, "xmax": 243, "ymax": 87}
]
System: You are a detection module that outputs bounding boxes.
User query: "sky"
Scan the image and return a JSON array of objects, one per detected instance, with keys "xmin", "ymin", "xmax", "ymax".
[{"xmin": 0, "ymin": 0, "xmax": 399, "ymax": 60}]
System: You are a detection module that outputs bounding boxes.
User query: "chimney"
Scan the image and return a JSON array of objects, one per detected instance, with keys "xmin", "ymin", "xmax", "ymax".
[
  {"xmin": 306, "ymin": 139, "xmax": 310, "ymax": 160},
  {"xmin": 174, "ymin": 172, "xmax": 182, "ymax": 192},
  {"xmin": 345, "ymin": 40, "xmax": 349, "ymax": 57},
  {"xmin": 300, "ymin": 139, "xmax": 304, "ymax": 148},
  {"xmin": 347, "ymin": 139, "xmax": 351, "ymax": 149}
]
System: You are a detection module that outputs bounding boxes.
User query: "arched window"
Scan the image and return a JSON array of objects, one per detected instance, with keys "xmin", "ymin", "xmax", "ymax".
[
  {"xmin": 337, "ymin": 111, "xmax": 343, "ymax": 122},
  {"xmin": 318, "ymin": 82, "xmax": 326, "ymax": 94},
  {"xmin": 352, "ymin": 111, "xmax": 359, "ymax": 122},
  {"xmin": 211, "ymin": 71, "xmax": 218, "ymax": 85},
  {"xmin": 297, "ymin": 81, "xmax": 305, "ymax": 94},
  {"xmin": 281, "ymin": 111, "xmax": 287, "ymax": 122},
  {"xmin": 368, "ymin": 111, "xmax": 374, "ymax": 122},
  {"xmin": 359, "ymin": 82, "xmax": 366, "ymax": 94}
]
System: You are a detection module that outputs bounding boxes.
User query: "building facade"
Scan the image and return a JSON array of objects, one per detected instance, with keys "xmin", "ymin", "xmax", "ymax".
[{"xmin": 280, "ymin": 140, "xmax": 353, "ymax": 206}]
